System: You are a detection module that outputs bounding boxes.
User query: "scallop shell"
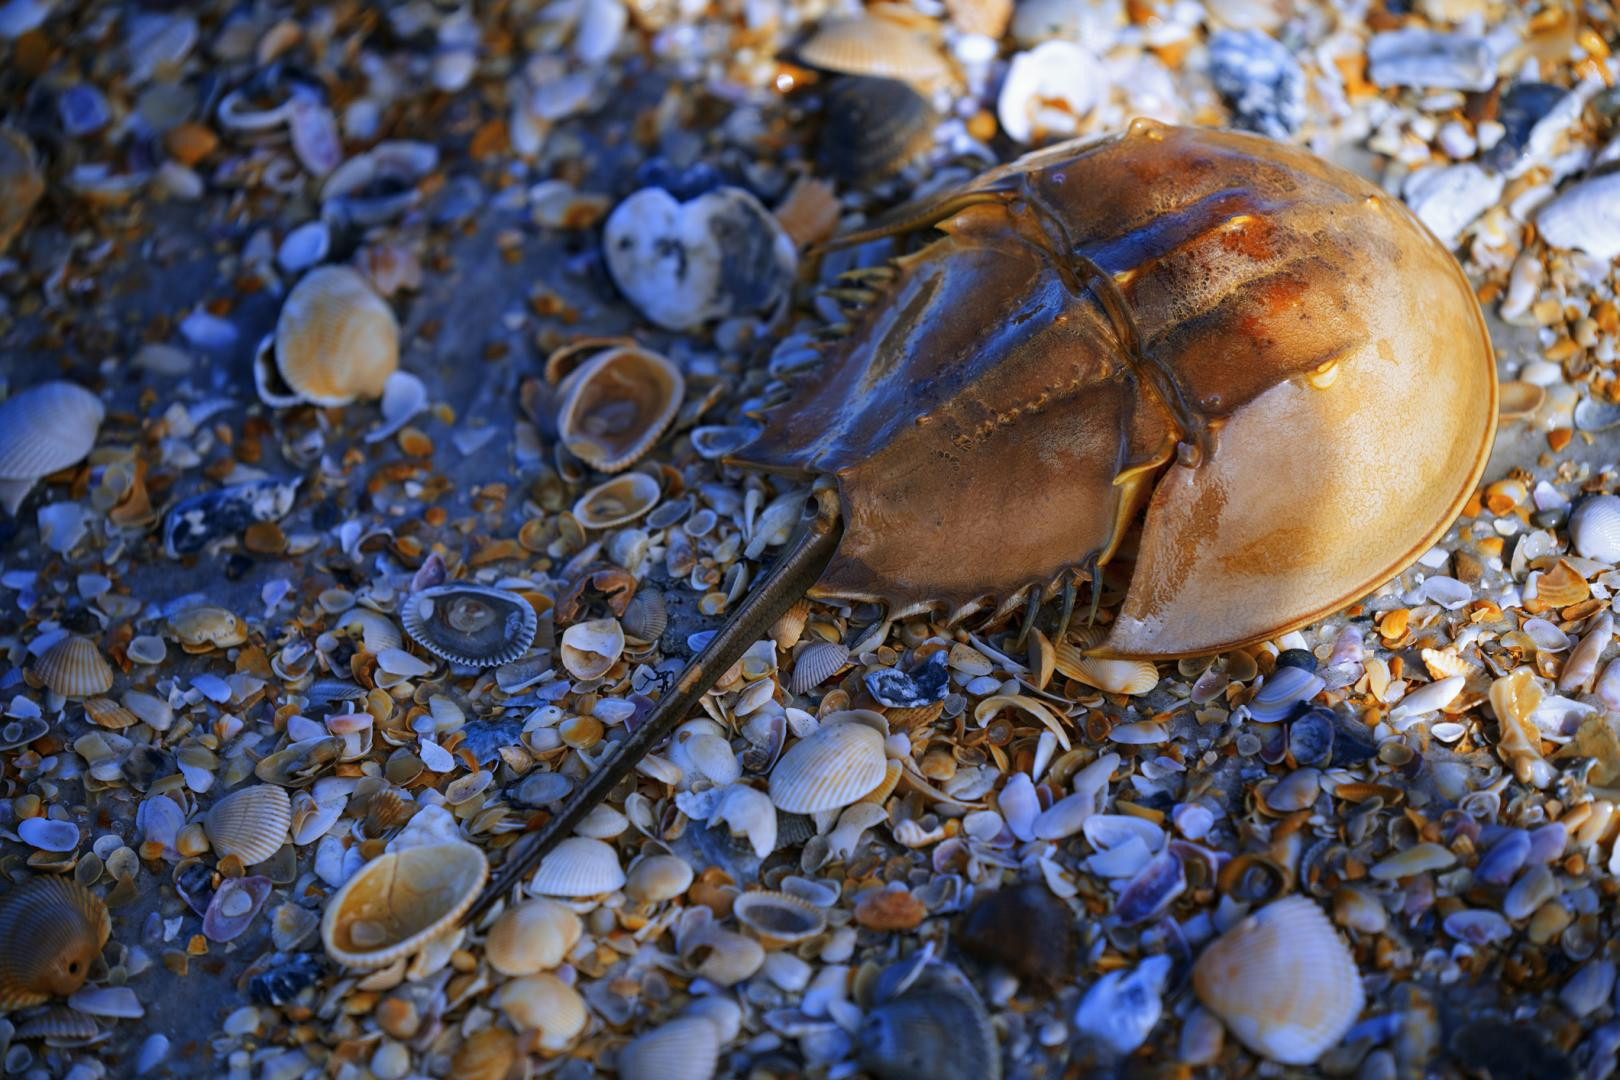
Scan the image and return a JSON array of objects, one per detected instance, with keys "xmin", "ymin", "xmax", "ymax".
[
  {"xmin": 574, "ymin": 473, "xmax": 661, "ymax": 529},
  {"xmin": 0, "ymin": 381, "xmax": 105, "ymax": 482},
  {"xmin": 733, "ymin": 890, "xmax": 828, "ymax": 945},
  {"xmin": 204, "ymin": 785, "xmax": 293, "ymax": 866},
  {"xmin": 36, "ymin": 635, "xmax": 114, "ymax": 698},
  {"xmin": 1191, "ymin": 896, "xmax": 1364, "ymax": 1065},
  {"xmin": 622, "ymin": 590, "xmax": 668, "ymax": 643},
  {"xmin": 553, "ymin": 345, "xmax": 684, "ymax": 472},
  {"xmin": 1570, "ymin": 495, "xmax": 1620, "ymax": 564},
  {"xmin": 485, "ymin": 898, "xmax": 582, "ymax": 976},
  {"xmin": 526, "ymin": 836, "xmax": 626, "ymax": 897},
  {"xmin": 0, "ymin": 876, "xmax": 111, "ymax": 1009},
  {"xmin": 560, "ymin": 618, "xmax": 626, "ymax": 680},
  {"xmin": 768, "ymin": 721, "xmax": 888, "ymax": 813},
  {"xmin": 0, "ymin": 127, "xmax": 43, "ymax": 255},
  {"xmin": 273, "ymin": 266, "xmax": 399, "ymax": 406},
  {"xmin": 798, "ymin": 14, "xmax": 951, "ymax": 86},
  {"xmin": 618, "ymin": 1017, "xmax": 721, "ymax": 1080},
  {"xmin": 83, "ymin": 697, "xmax": 137, "ymax": 730},
  {"xmin": 819, "ymin": 76, "xmax": 939, "ymax": 187},
  {"xmin": 790, "ymin": 641, "xmax": 851, "ymax": 695},
  {"xmin": 401, "ymin": 584, "xmax": 538, "ymax": 668},
  {"xmin": 321, "ymin": 841, "xmax": 488, "ymax": 969}
]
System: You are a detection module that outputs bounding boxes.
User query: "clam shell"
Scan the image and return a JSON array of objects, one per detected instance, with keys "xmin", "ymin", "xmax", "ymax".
[
  {"xmin": 1191, "ymin": 896, "xmax": 1364, "ymax": 1065},
  {"xmin": 168, "ymin": 606, "xmax": 248, "ymax": 650},
  {"xmin": 492, "ymin": 973, "xmax": 587, "ymax": 1050},
  {"xmin": 1056, "ymin": 649, "xmax": 1158, "ymax": 696},
  {"xmin": 574, "ymin": 472, "xmax": 661, "ymax": 529},
  {"xmin": 622, "ymin": 590, "xmax": 668, "ymax": 643},
  {"xmin": 618, "ymin": 1017, "xmax": 721, "ymax": 1080},
  {"xmin": 321, "ymin": 841, "xmax": 488, "ymax": 969},
  {"xmin": 273, "ymin": 266, "xmax": 399, "ymax": 406},
  {"xmin": 733, "ymin": 890, "xmax": 828, "ymax": 945},
  {"xmin": 205, "ymin": 785, "xmax": 293, "ymax": 867},
  {"xmin": 790, "ymin": 641, "xmax": 851, "ymax": 695},
  {"xmin": 451, "ymin": 1029, "xmax": 519, "ymax": 1080},
  {"xmin": 485, "ymin": 898, "xmax": 582, "ymax": 975},
  {"xmin": 819, "ymin": 76, "xmax": 938, "ymax": 186},
  {"xmin": 1570, "ymin": 495, "xmax": 1620, "ymax": 564},
  {"xmin": 858, "ymin": 972, "xmax": 1000, "ymax": 1080},
  {"xmin": 401, "ymin": 584, "xmax": 538, "ymax": 668},
  {"xmin": 555, "ymin": 345, "xmax": 685, "ymax": 472},
  {"xmin": 798, "ymin": 14, "xmax": 950, "ymax": 86},
  {"xmin": 36, "ymin": 635, "xmax": 114, "ymax": 698},
  {"xmin": 624, "ymin": 854, "xmax": 695, "ymax": 905},
  {"xmin": 560, "ymin": 618, "xmax": 626, "ymax": 680},
  {"xmin": 0, "ymin": 876, "xmax": 111, "ymax": 1009},
  {"xmin": 0, "ymin": 381, "xmax": 104, "ymax": 482},
  {"xmin": 526, "ymin": 836, "xmax": 626, "ymax": 897},
  {"xmin": 768, "ymin": 721, "xmax": 888, "ymax": 813},
  {"xmin": 203, "ymin": 875, "xmax": 273, "ymax": 943},
  {"xmin": 0, "ymin": 126, "xmax": 44, "ymax": 255}
]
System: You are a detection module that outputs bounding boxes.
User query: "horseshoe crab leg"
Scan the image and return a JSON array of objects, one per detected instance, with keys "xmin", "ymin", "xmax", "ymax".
[{"xmin": 466, "ymin": 487, "xmax": 844, "ymax": 923}]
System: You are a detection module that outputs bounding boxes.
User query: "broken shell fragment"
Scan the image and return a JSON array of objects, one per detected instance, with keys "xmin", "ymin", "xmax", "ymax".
[
  {"xmin": 321, "ymin": 841, "xmax": 488, "ymax": 969},
  {"xmin": 485, "ymin": 898, "xmax": 583, "ymax": 975},
  {"xmin": 560, "ymin": 618, "xmax": 626, "ymax": 680},
  {"xmin": 574, "ymin": 472, "xmax": 662, "ymax": 529},
  {"xmin": 768, "ymin": 721, "xmax": 888, "ymax": 813},
  {"xmin": 554, "ymin": 345, "xmax": 685, "ymax": 473},
  {"xmin": 162, "ymin": 478, "xmax": 301, "ymax": 558},
  {"xmin": 997, "ymin": 41, "xmax": 1105, "ymax": 144},
  {"xmin": 268, "ymin": 266, "xmax": 399, "ymax": 407},
  {"xmin": 0, "ymin": 381, "xmax": 105, "ymax": 513},
  {"xmin": 203, "ymin": 876, "xmax": 273, "ymax": 942},
  {"xmin": 401, "ymin": 584, "xmax": 538, "ymax": 668},
  {"xmin": 168, "ymin": 606, "xmax": 248, "ymax": 652},
  {"xmin": 0, "ymin": 876, "xmax": 111, "ymax": 1009},
  {"xmin": 205, "ymin": 785, "xmax": 293, "ymax": 867},
  {"xmin": 36, "ymin": 635, "xmax": 115, "ymax": 698},
  {"xmin": 526, "ymin": 836, "xmax": 626, "ymax": 897}
]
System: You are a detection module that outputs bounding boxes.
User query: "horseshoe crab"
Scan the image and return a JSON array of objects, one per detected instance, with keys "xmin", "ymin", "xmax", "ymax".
[{"xmin": 470, "ymin": 121, "xmax": 1495, "ymax": 918}]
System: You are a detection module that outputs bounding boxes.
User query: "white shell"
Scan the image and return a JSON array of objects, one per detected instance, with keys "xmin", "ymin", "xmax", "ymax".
[
  {"xmin": 710, "ymin": 783, "xmax": 777, "ymax": 858},
  {"xmin": 485, "ymin": 898, "xmax": 582, "ymax": 975},
  {"xmin": 0, "ymin": 381, "xmax": 104, "ymax": 481},
  {"xmin": 767, "ymin": 722, "xmax": 887, "ymax": 814},
  {"xmin": 526, "ymin": 836, "xmax": 626, "ymax": 897},
  {"xmin": 1192, "ymin": 896, "xmax": 1364, "ymax": 1065},
  {"xmin": 618, "ymin": 1017, "xmax": 720, "ymax": 1080},
  {"xmin": 492, "ymin": 973, "xmax": 587, "ymax": 1050},
  {"xmin": 573, "ymin": 473, "xmax": 661, "ymax": 529},
  {"xmin": 997, "ymin": 41, "xmax": 1105, "ymax": 144},
  {"xmin": 1570, "ymin": 495, "xmax": 1620, "ymax": 564},
  {"xmin": 790, "ymin": 641, "xmax": 849, "ymax": 695},
  {"xmin": 560, "ymin": 619, "xmax": 626, "ymax": 680},
  {"xmin": 205, "ymin": 785, "xmax": 293, "ymax": 866}
]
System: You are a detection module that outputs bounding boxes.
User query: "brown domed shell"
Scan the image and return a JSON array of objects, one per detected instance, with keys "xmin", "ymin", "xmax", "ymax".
[
  {"xmin": 36, "ymin": 635, "xmax": 114, "ymax": 698},
  {"xmin": 273, "ymin": 266, "xmax": 399, "ymax": 406},
  {"xmin": 0, "ymin": 876, "xmax": 111, "ymax": 1009},
  {"xmin": 554, "ymin": 345, "xmax": 685, "ymax": 473},
  {"xmin": 401, "ymin": 584, "xmax": 538, "ymax": 667},
  {"xmin": 819, "ymin": 76, "xmax": 939, "ymax": 187},
  {"xmin": 321, "ymin": 841, "xmax": 488, "ymax": 969}
]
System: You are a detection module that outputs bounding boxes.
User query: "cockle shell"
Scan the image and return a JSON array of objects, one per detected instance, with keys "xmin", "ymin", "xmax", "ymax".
[
  {"xmin": 0, "ymin": 876, "xmax": 111, "ymax": 1009},
  {"xmin": 552, "ymin": 344, "xmax": 685, "ymax": 472},
  {"xmin": 1570, "ymin": 495, "xmax": 1620, "ymax": 564},
  {"xmin": 401, "ymin": 584, "xmax": 538, "ymax": 668},
  {"xmin": 205, "ymin": 785, "xmax": 293, "ymax": 866},
  {"xmin": 321, "ymin": 841, "xmax": 488, "ymax": 969},
  {"xmin": 768, "ymin": 721, "xmax": 888, "ymax": 813},
  {"xmin": 798, "ymin": 14, "xmax": 951, "ymax": 87},
  {"xmin": 819, "ymin": 76, "xmax": 939, "ymax": 187},
  {"xmin": 168, "ymin": 606, "xmax": 248, "ymax": 651},
  {"xmin": 790, "ymin": 641, "xmax": 851, "ymax": 695},
  {"xmin": 1054, "ymin": 647, "xmax": 1159, "ymax": 696},
  {"xmin": 0, "ymin": 382, "xmax": 104, "ymax": 496},
  {"xmin": 622, "ymin": 590, "xmax": 668, "ymax": 643},
  {"xmin": 733, "ymin": 890, "xmax": 828, "ymax": 945},
  {"xmin": 560, "ymin": 618, "xmax": 626, "ymax": 680},
  {"xmin": 1191, "ymin": 896, "xmax": 1364, "ymax": 1065},
  {"xmin": 268, "ymin": 266, "xmax": 399, "ymax": 406},
  {"xmin": 526, "ymin": 836, "xmax": 626, "ymax": 897},
  {"xmin": 451, "ymin": 1029, "xmax": 519, "ymax": 1080},
  {"xmin": 36, "ymin": 635, "xmax": 114, "ymax": 698},
  {"xmin": 485, "ymin": 898, "xmax": 583, "ymax": 975},
  {"xmin": 0, "ymin": 126, "xmax": 43, "ymax": 255},
  {"xmin": 574, "ymin": 472, "xmax": 662, "ymax": 529},
  {"xmin": 493, "ymin": 972, "xmax": 588, "ymax": 1050},
  {"xmin": 858, "ymin": 968, "xmax": 1001, "ymax": 1080},
  {"xmin": 618, "ymin": 1017, "xmax": 721, "ymax": 1080}
]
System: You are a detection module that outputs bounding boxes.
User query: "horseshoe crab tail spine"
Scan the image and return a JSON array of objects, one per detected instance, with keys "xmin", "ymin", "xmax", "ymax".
[{"xmin": 466, "ymin": 487, "xmax": 844, "ymax": 923}]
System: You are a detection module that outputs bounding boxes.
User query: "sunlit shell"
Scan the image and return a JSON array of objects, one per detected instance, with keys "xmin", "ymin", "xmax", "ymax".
[
  {"xmin": 0, "ymin": 127, "xmax": 43, "ymax": 255},
  {"xmin": 790, "ymin": 641, "xmax": 851, "ymax": 695},
  {"xmin": 733, "ymin": 890, "xmax": 828, "ymax": 945},
  {"xmin": 1528, "ymin": 559, "xmax": 1589, "ymax": 612},
  {"xmin": 451, "ymin": 1029, "xmax": 519, "ymax": 1080},
  {"xmin": 168, "ymin": 606, "xmax": 248, "ymax": 651},
  {"xmin": 0, "ymin": 381, "xmax": 104, "ymax": 483},
  {"xmin": 1055, "ymin": 644, "xmax": 1158, "ymax": 695},
  {"xmin": 798, "ymin": 14, "xmax": 950, "ymax": 86},
  {"xmin": 485, "ymin": 898, "xmax": 582, "ymax": 975},
  {"xmin": 1570, "ymin": 495, "xmax": 1620, "ymax": 564},
  {"xmin": 625, "ymin": 854, "xmax": 695, "ymax": 904},
  {"xmin": 273, "ymin": 265, "xmax": 399, "ymax": 406},
  {"xmin": 0, "ymin": 876, "xmax": 111, "ymax": 1009},
  {"xmin": 321, "ymin": 841, "xmax": 488, "ymax": 969},
  {"xmin": 560, "ymin": 618, "xmax": 626, "ymax": 680},
  {"xmin": 618, "ymin": 1017, "xmax": 721, "ymax": 1080},
  {"xmin": 401, "ymin": 584, "xmax": 538, "ymax": 667},
  {"xmin": 573, "ymin": 472, "xmax": 662, "ymax": 529},
  {"xmin": 1191, "ymin": 896, "xmax": 1364, "ymax": 1065},
  {"xmin": 493, "ymin": 972, "xmax": 588, "ymax": 1050},
  {"xmin": 819, "ymin": 76, "xmax": 939, "ymax": 187},
  {"xmin": 555, "ymin": 345, "xmax": 685, "ymax": 473},
  {"xmin": 205, "ymin": 785, "xmax": 293, "ymax": 866},
  {"xmin": 1497, "ymin": 380, "xmax": 1545, "ymax": 420},
  {"xmin": 526, "ymin": 836, "xmax": 626, "ymax": 897},
  {"xmin": 997, "ymin": 40, "xmax": 1105, "ymax": 144},
  {"xmin": 36, "ymin": 635, "xmax": 114, "ymax": 698},
  {"xmin": 768, "ymin": 721, "xmax": 887, "ymax": 813}
]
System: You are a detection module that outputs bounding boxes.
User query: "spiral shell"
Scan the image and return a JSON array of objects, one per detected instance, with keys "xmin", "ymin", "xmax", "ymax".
[
  {"xmin": 573, "ymin": 472, "xmax": 662, "ymax": 529},
  {"xmin": 554, "ymin": 344, "xmax": 685, "ymax": 473},
  {"xmin": 0, "ymin": 876, "xmax": 111, "ymax": 1009},
  {"xmin": 485, "ymin": 898, "xmax": 582, "ymax": 975},
  {"xmin": 0, "ymin": 381, "xmax": 104, "ymax": 482},
  {"xmin": 768, "ymin": 721, "xmax": 888, "ymax": 813},
  {"xmin": 526, "ymin": 836, "xmax": 626, "ymax": 897},
  {"xmin": 790, "ymin": 641, "xmax": 850, "ymax": 695},
  {"xmin": 36, "ymin": 635, "xmax": 114, "ymax": 698},
  {"xmin": 618, "ymin": 1017, "xmax": 721, "ymax": 1080},
  {"xmin": 321, "ymin": 841, "xmax": 488, "ymax": 969},
  {"xmin": 733, "ymin": 890, "xmax": 828, "ymax": 946},
  {"xmin": 272, "ymin": 266, "xmax": 399, "ymax": 406},
  {"xmin": 1191, "ymin": 896, "xmax": 1364, "ymax": 1065},
  {"xmin": 205, "ymin": 785, "xmax": 293, "ymax": 866},
  {"xmin": 401, "ymin": 584, "xmax": 538, "ymax": 667}
]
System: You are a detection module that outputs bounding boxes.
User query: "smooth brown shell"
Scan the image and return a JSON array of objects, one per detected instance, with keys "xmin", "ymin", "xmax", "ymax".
[
  {"xmin": 0, "ymin": 876, "xmax": 112, "ymax": 1009},
  {"xmin": 733, "ymin": 122, "xmax": 1497, "ymax": 658}
]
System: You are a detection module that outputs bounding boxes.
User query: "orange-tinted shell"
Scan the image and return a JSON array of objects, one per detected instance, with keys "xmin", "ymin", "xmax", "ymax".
[
  {"xmin": 0, "ymin": 128, "xmax": 43, "ymax": 255},
  {"xmin": 275, "ymin": 266, "xmax": 399, "ymax": 406},
  {"xmin": 0, "ymin": 876, "xmax": 112, "ymax": 1009},
  {"xmin": 733, "ymin": 121, "xmax": 1496, "ymax": 658}
]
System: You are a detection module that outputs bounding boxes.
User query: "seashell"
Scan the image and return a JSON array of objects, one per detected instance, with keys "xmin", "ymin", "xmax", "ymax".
[
  {"xmin": 997, "ymin": 41, "xmax": 1105, "ymax": 145},
  {"xmin": 168, "ymin": 606, "xmax": 248, "ymax": 651},
  {"xmin": 0, "ymin": 714, "xmax": 49, "ymax": 750},
  {"xmin": 1059, "ymin": 651, "xmax": 1159, "ymax": 696},
  {"xmin": 493, "ymin": 973, "xmax": 588, "ymax": 1050},
  {"xmin": 1497, "ymin": 380, "xmax": 1545, "ymax": 420},
  {"xmin": 203, "ymin": 875, "xmax": 273, "ymax": 943},
  {"xmin": 1192, "ymin": 896, "xmax": 1364, "ymax": 1065},
  {"xmin": 790, "ymin": 641, "xmax": 850, "ymax": 695},
  {"xmin": 625, "ymin": 854, "xmax": 695, "ymax": 905},
  {"xmin": 1574, "ymin": 397, "xmax": 1620, "ymax": 433},
  {"xmin": 733, "ymin": 890, "xmax": 828, "ymax": 946},
  {"xmin": 1074, "ymin": 954, "xmax": 1171, "ymax": 1057},
  {"xmin": 14, "ymin": 1005, "xmax": 101, "ymax": 1042},
  {"xmin": 1248, "ymin": 665, "xmax": 1325, "ymax": 722},
  {"xmin": 689, "ymin": 424, "xmax": 763, "ymax": 460},
  {"xmin": 83, "ymin": 697, "xmax": 136, "ymax": 731},
  {"xmin": 1388, "ymin": 675, "xmax": 1464, "ymax": 722},
  {"xmin": 1527, "ymin": 559, "xmax": 1589, "ymax": 613},
  {"xmin": 1115, "ymin": 850, "xmax": 1185, "ymax": 924},
  {"xmin": 335, "ymin": 607, "xmax": 403, "ymax": 653},
  {"xmin": 618, "ymin": 1017, "xmax": 721, "ymax": 1080},
  {"xmin": 680, "ymin": 926, "xmax": 765, "ymax": 986},
  {"xmin": 0, "ymin": 382, "xmax": 105, "ymax": 513},
  {"xmin": 321, "ymin": 841, "xmax": 488, "ymax": 969},
  {"xmin": 768, "ymin": 721, "xmax": 888, "ymax": 813},
  {"xmin": 402, "ymin": 584, "xmax": 538, "ymax": 668},
  {"xmin": 451, "ymin": 1029, "xmax": 519, "ymax": 1080},
  {"xmin": 553, "ymin": 345, "xmax": 685, "ymax": 472},
  {"xmin": 866, "ymin": 651, "xmax": 950, "ymax": 707},
  {"xmin": 798, "ymin": 14, "xmax": 951, "ymax": 87},
  {"xmin": 36, "ymin": 635, "xmax": 114, "ymax": 698},
  {"xmin": 622, "ymin": 590, "xmax": 668, "ymax": 643},
  {"xmin": 256, "ymin": 736, "xmax": 345, "ymax": 786},
  {"xmin": 269, "ymin": 266, "xmax": 399, "ymax": 406},
  {"xmin": 526, "ymin": 836, "xmax": 626, "ymax": 897},
  {"xmin": 0, "ymin": 876, "xmax": 111, "ymax": 1009},
  {"xmin": 1570, "ymin": 495, "xmax": 1620, "ymax": 563},
  {"xmin": 1288, "ymin": 707, "xmax": 1335, "ymax": 766},
  {"xmin": 19, "ymin": 818, "xmax": 79, "ymax": 853},
  {"xmin": 560, "ymin": 618, "xmax": 626, "ymax": 680},
  {"xmin": 205, "ymin": 785, "xmax": 292, "ymax": 867},
  {"xmin": 818, "ymin": 76, "xmax": 939, "ymax": 187},
  {"xmin": 858, "ymin": 970, "xmax": 1000, "ymax": 1080},
  {"xmin": 710, "ymin": 783, "xmax": 778, "ymax": 858},
  {"xmin": 1442, "ymin": 908, "xmax": 1511, "ymax": 945},
  {"xmin": 162, "ymin": 477, "xmax": 301, "ymax": 558},
  {"xmin": 0, "ymin": 126, "xmax": 43, "ymax": 255},
  {"xmin": 485, "ymin": 898, "xmax": 582, "ymax": 975},
  {"xmin": 574, "ymin": 473, "xmax": 661, "ymax": 529}
]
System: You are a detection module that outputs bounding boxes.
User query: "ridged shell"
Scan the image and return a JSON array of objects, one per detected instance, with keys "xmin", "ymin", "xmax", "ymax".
[
  {"xmin": 768, "ymin": 721, "xmax": 887, "ymax": 813},
  {"xmin": 335, "ymin": 607, "xmax": 403, "ymax": 653},
  {"xmin": 485, "ymin": 898, "xmax": 582, "ymax": 975},
  {"xmin": 622, "ymin": 590, "xmax": 668, "ymax": 643},
  {"xmin": 858, "ymin": 975, "xmax": 1000, "ymax": 1080},
  {"xmin": 798, "ymin": 15, "xmax": 950, "ymax": 86},
  {"xmin": 14, "ymin": 1005, "xmax": 101, "ymax": 1042},
  {"xmin": 321, "ymin": 841, "xmax": 488, "ymax": 969},
  {"xmin": 451, "ymin": 1029, "xmax": 519, "ymax": 1080},
  {"xmin": 790, "ymin": 641, "xmax": 851, "ymax": 695},
  {"xmin": 205, "ymin": 785, "xmax": 293, "ymax": 866},
  {"xmin": 574, "ymin": 472, "xmax": 661, "ymax": 529},
  {"xmin": 619, "ymin": 1017, "xmax": 721, "ymax": 1080},
  {"xmin": 492, "ymin": 973, "xmax": 588, "ymax": 1049},
  {"xmin": 733, "ymin": 890, "xmax": 828, "ymax": 945},
  {"xmin": 274, "ymin": 266, "xmax": 399, "ymax": 406},
  {"xmin": 83, "ymin": 697, "xmax": 137, "ymax": 730},
  {"xmin": 1191, "ymin": 896, "xmax": 1364, "ymax": 1065},
  {"xmin": 526, "ymin": 836, "xmax": 626, "ymax": 897},
  {"xmin": 0, "ymin": 126, "xmax": 44, "ymax": 255},
  {"xmin": 401, "ymin": 584, "xmax": 538, "ymax": 667},
  {"xmin": 36, "ymin": 635, "xmax": 114, "ymax": 698},
  {"xmin": 1054, "ymin": 643, "xmax": 1158, "ymax": 696},
  {"xmin": 1570, "ymin": 495, "xmax": 1620, "ymax": 564},
  {"xmin": 0, "ymin": 381, "xmax": 104, "ymax": 481},
  {"xmin": 819, "ymin": 76, "xmax": 938, "ymax": 187},
  {"xmin": 555, "ymin": 345, "xmax": 685, "ymax": 473},
  {"xmin": 0, "ymin": 876, "xmax": 111, "ymax": 1009}
]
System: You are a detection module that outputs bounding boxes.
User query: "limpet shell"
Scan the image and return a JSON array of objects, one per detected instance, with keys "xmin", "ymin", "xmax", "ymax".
[
  {"xmin": 0, "ymin": 876, "xmax": 111, "ymax": 1009},
  {"xmin": 790, "ymin": 641, "xmax": 850, "ymax": 695},
  {"xmin": 560, "ymin": 618, "xmax": 626, "ymax": 680},
  {"xmin": 574, "ymin": 473, "xmax": 661, "ymax": 529},
  {"xmin": 768, "ymin": 721, "xmax": 888, "ymax": 813},
  {"xmin": 798, "ymin": 14, "xmax": 950, "ymax": 87},
  {"xmin": 205, "ymin": 785, "xmax": 293, "ymax": 866},
  {"xmin": 618, "ymin": 1017, "xmax": 721, "ymax": 1080},
  {"xmin": 0, "ymin": 382, "xmax": 104, "ymax": 486},
  {"xmin": 486, "ymin": 898, "xmax": 583, "ymax": 975},
  {"xmin": 270, "ymin": 266, "xmax": 399, "ymax": 406},
  {"xmin": 321, "ymin": 841, "xmax": 488, "ymax": 969},
  {"xmin": 0, "ymin": 126, "xmax": 43, "ymax": 255},
  {"xmin": 733, "ymin": 889, "xmax": 828, "ymax": 945},
  {"xmin": 36, "ymin": 635, "xmax": 114, "ymax": 698},
  {"xmin": 819, "ymin": 76, "xmax": 938, "ymax": 186},
  {"xmin": 526, "ymin": 836, "xmax": 626, "ymax": 897},
  {"xmin": 401, "ymin": 584, "xmax": 538, "ymax": 668},
  {"xmin": 1191, "ymin": 896, "xmax": 1364, "ymax": 1065},
  {"xmin": 554, "ymin": 345, "xmax": 685, "ymax": 471}
]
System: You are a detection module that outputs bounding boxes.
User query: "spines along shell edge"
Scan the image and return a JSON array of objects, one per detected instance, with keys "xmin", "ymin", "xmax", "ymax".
[{"xmin": 401, "ymin": 584, "xmax": 538, "ymax": 668}]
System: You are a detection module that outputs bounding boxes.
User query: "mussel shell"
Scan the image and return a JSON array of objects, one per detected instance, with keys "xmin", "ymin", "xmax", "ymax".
[
  {"xmin": 0, "ymin": 381, "xmax": 104, "ymax": 483},
  {"xmin": 819, "ymin": 76, "xmax": 938, "ymax": 186},
  {"xmin": 321, "ymin": 841, "xmax": 487, "ymax": 968},
  {"xmin": 401, "ymin": 584, "xmax": 538, "ymax": 668},
  {"xmin": 858, "ymin": 969, "xmax": 1001, "ymax": 1080},
  {"xmin": 0, "ymin": 876, "xmax": 112, "ymax": 1009}
]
